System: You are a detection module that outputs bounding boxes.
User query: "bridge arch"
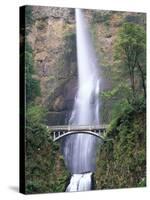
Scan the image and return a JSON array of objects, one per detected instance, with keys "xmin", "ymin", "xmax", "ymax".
[{"xmin": 53, "ymin": 130, "xmax": 105, "ymax": 141}]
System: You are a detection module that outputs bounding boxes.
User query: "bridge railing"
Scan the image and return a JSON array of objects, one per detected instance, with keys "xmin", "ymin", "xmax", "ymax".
[{"xmin": 47, "ymin": 124, "xmax": 108, "ymax": 131}]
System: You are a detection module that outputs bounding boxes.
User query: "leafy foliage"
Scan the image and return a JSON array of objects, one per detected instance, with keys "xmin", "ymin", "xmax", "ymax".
[
  {"xmin": 26, "ymin": 104, "xmax": 46, "ymax": 125},
  {"xmin": 100, "ymin": 22, "xmax": 146, "ymax": 123},
  {"xmin": 96, "ymin": 104, "xmax": 146, "ymax": 189},
  {"xmin": 115, "ymin": 22, "xmax": 146, "ymax": 100},
  {"xmin": 25, "ymin": 114, "xmax": 69, "ymax": 193}
]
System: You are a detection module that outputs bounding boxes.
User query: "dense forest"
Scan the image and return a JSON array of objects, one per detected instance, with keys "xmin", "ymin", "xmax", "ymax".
[{"xmin": 20, "ymin": 6, "xmax": 146, "ymax": 193}]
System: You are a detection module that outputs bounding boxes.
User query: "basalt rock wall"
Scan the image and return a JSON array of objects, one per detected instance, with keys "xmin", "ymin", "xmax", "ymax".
[{"xmin": 27, "ymin": 6, "xmax": 77, "ymax": 125}]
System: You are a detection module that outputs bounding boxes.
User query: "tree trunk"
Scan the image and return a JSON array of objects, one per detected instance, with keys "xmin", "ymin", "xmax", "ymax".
[{"xmin": 137, "ymin": 62, "xmax": 146, "ymax": 100}]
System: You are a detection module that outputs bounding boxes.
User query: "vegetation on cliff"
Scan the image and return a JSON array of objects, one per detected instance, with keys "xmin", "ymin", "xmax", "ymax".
[
  {"xmin": 95, "ymin": 102, "xmax": 146, "ymax": 189},
  {"xmin": 23, "ymin": 7, "xmax": 69, "ymax": 192},
  {"xmin": 25, "ymin": 42, "xmax": 69, "ymax": 193},
  {"xmin": 95, "ymin": 17, "xmax": 146, "ymax": 189}
]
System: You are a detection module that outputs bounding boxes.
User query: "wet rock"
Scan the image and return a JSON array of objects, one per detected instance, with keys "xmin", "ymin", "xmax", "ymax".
[
  {"xmin": 47, "ymin": 76, "xmax": 77, "ymax": 112},
  {"xmin": 53, "ymin": 95, "xmax": 65, "ymax": 111},
  {"xmin": 46, "ymin": 111, "xmax": 71, "ymax": 125}
]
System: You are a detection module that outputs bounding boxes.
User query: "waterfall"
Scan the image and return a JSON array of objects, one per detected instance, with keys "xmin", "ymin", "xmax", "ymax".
[
  {"xmin": 63, "ymin": 8, "xmax": 100, "ymax": 192},
  {"xmin": 66, "ymin": 173, "xmax": 92, "ymax": 192}
]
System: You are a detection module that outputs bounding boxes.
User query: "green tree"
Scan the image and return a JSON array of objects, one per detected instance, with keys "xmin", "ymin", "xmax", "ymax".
[{"xmin": 115, "ymin": 23, "xmax": 146, "ymax": 101}]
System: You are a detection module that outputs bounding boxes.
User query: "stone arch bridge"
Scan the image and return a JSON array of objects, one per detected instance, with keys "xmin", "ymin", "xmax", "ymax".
[{"xmin": 48, "ymin": 124, "xmax": 109, "ymax": 142}]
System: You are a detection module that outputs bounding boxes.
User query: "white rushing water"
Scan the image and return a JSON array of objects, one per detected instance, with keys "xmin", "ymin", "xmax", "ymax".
[
  {"xmin": 63, "ymin": 8, "xmax": 100, "ymax": 192},
  {"xmin": 66, "ymin": 172, "xmax": 92, "ymax": 192}
]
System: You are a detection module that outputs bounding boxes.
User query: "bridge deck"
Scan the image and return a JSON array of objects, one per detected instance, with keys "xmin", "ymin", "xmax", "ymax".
[{"xmin": 48, "ymin": 124, "xmax": 108, "ymax": 131}]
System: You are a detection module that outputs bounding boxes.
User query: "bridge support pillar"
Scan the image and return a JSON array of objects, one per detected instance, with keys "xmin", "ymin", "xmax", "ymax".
[{"xmin": 53, "ymin": 132, "xmax": 56, "ymax": 141}]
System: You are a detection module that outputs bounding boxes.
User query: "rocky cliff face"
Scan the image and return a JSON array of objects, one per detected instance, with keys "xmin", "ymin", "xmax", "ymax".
[{"xmin": 27, "ymin": 6, "xmax": 77, "ymax": 125}]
